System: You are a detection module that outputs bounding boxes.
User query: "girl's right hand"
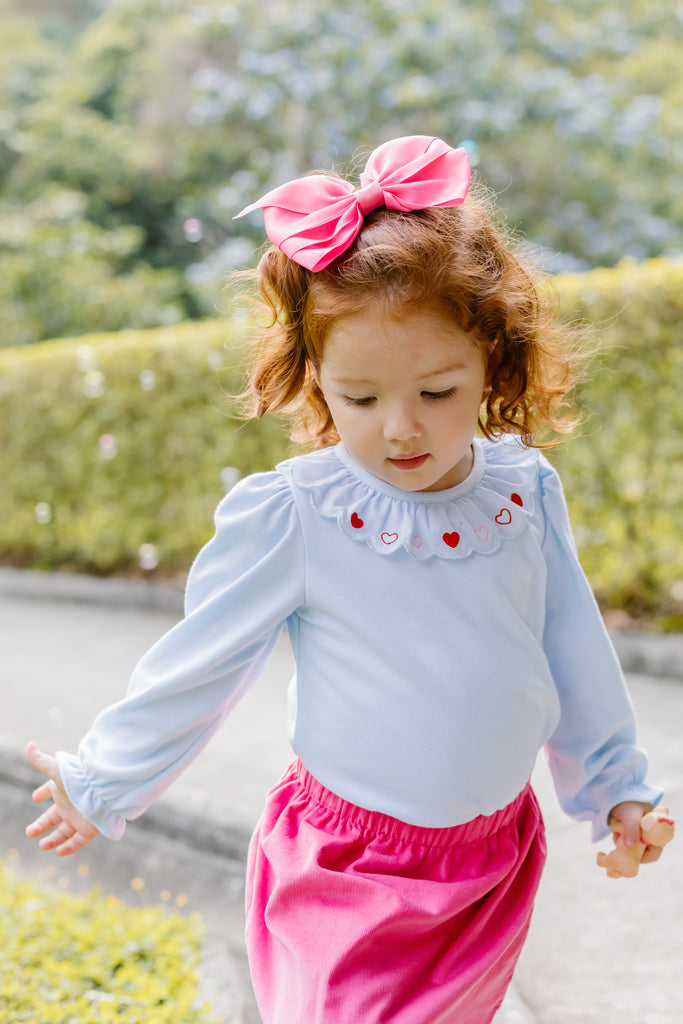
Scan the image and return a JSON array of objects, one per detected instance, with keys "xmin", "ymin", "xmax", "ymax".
[{"xmin": 25, "ymin": 743, "xmax": 100, "ymax": 856}]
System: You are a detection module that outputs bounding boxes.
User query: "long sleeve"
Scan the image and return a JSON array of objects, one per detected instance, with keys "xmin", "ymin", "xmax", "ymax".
[
  {"xmin": 539, "ymin": 457, "xmax": 662, "ymax": 840},
  {"xmin": 57, "ymin": 471, "xmax": 306, "ymax": 839}
]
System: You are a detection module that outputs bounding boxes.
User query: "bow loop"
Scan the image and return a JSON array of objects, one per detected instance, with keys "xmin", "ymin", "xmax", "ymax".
[{"xmin": 235, "ymin": 135, "xmax": 471, "ymax": 272}]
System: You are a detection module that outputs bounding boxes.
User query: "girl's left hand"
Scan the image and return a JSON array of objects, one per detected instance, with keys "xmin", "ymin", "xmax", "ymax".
[
  {"xmin": 608, "ymin": 800, "xmax": 662, "ymax": 864},
  {"xmin": 25, "ymin": 743, "xmax": 100, "ymax": 856}
]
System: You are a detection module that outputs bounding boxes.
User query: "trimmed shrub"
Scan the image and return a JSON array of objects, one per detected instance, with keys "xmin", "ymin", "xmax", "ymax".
[
  {"xmin": 0, "ymin": 257, "xmax": 681, "ymax": 621},
  {"xmin": 551, "ymin": 257, "xmax": 683, "ymax": 622},
  {"xmin": 0, "ymin": 319, "xmax": 292, "ymax": 577}
]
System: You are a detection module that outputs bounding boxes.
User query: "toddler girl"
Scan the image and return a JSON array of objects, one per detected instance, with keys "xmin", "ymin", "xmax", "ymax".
[{"xmin": 27, "ymin": 136, "xmax": 665, "ymax": 1024}]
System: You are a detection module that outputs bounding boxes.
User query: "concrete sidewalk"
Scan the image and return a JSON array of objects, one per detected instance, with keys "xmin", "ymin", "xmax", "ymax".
[{"xmin": 1, "ymin": 568, "xmax": 682, "ymax": 1024}]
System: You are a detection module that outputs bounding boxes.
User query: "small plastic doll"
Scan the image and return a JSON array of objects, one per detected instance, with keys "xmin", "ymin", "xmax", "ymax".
[{"xmin": 597, "ymin": 810, "xmax": 675, "ymax": 878}]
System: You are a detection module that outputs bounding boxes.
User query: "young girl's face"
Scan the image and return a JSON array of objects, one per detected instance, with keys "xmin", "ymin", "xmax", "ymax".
[{"xmin": 317, "ymin": 306, "xmax": 488, "ymax": 492}]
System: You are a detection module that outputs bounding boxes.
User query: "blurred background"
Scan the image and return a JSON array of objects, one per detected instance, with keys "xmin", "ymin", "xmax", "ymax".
[
  {"xmin": 1, "ymin": 0, "xmax": 682, "ymax": 347},
  {"xmin": 0, "ymin": 0, "xmax": 681, "ymax": 624}
]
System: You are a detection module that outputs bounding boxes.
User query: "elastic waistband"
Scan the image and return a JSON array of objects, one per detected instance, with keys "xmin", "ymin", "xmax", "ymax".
[{"xmin": 294, "ymin": 761, "xmax": 536, "ymax": 850}]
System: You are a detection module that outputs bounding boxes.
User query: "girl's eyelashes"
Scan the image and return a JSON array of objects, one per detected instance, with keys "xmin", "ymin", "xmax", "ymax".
[
  {"xmin": 422, "ymin": 387, "xmax": 457, "ymax": 400},
  {"xmin": 342, "ymin": 388, "xmax": 457, "ymax": 406},
  {"xmin": 343, "ymin": 395, "xmax": 376, "ymax": 406}
]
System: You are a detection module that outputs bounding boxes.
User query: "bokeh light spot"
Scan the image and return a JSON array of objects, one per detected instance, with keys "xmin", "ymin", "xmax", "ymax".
[
  {"xmin": 220, "ymin": 466, "xmax": 240, "ymax": 492},
  {"xmin": 183, "ymin": 218, "xmax": 204, "ymax": 242},
  {"xmin": 34, "ymin": 502, "xmax": 52, "ymax": 524},
  {"xmin": 457, "ymin": 139, "xmax": 480, "ymax": 166},
  {"xmin": 83, "ymin": 370, "xmax": 105, "ymax": 399},
  {"xmin": 98, "ymin": 434, "xmax": 118, "ymax": 459},
  {"xmin": 76, "ymin": 345, "xmax": 97, "ymax": 372},
  {"xmin": 138, "ymin": 543, "xmax": 159, "ymax": 570}
]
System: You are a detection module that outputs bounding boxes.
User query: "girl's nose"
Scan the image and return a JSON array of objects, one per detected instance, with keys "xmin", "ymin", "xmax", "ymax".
[{"xmin": 382, "ymin": 402, "xmax": 422, "ymax": 442}]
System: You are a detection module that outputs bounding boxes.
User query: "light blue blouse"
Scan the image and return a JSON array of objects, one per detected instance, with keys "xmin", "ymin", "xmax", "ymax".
[{"xmin": 57, "ymin": 437, "xmax": 662, "ymax": 842}]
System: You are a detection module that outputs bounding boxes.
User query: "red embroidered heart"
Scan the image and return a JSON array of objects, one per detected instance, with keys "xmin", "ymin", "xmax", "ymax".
[
  {"xmin": 381, "ymin": 532, "xmax": 399, "ymax": 545},
  {"xmin": 350, "ymin": 512, "xmax": 364, "ymax": 529},
  {"xmin": 442, "ymin": 531, "xmax": 460, "ymax": 548},
  {"xmin": 495, "ymin": 508, "xmax": 512, "ymax": 525},
  {"xmin": 510, "ymin": 493, "xmax": 523, "ymax": 507}
]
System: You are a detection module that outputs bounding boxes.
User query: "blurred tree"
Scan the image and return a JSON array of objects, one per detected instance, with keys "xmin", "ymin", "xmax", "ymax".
[
  {"xmin": 0, "ymin": 0, "xmax": 104, "ymax": 41},
  {"xmin": 1, "ymin": 0, "xmax": 682, "ymax": 347},
  {"xmin": 0, "ymin": 18, "xmax": 60, "ymax": 187}
]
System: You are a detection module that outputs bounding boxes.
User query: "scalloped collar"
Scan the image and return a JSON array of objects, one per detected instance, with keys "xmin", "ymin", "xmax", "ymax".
[{"xmin": 280, "ymin": 438, "xmax": 535, "ymax": 560}]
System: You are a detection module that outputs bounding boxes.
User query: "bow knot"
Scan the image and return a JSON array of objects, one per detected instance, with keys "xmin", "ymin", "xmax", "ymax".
[
  {"xmin": 355, "ymin": 179, "xmax": 386, "ymax": 217},
  {"xmin": 235, "ymin": 135, "xmax": 471, "ymax": 272}
]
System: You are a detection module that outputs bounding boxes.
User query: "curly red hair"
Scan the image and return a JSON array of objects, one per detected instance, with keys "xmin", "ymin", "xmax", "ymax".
[{"xmin": 238, "ymin": 179, "xmax": 585, "ymax": 448}]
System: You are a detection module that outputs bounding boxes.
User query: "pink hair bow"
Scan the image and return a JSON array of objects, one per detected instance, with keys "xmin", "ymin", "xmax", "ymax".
[{"xmin": 234, "ymin": 135, "xmax": 471, "ymax": 272}]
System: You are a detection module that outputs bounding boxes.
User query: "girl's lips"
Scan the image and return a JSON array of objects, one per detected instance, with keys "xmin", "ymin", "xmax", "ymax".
[{"xmin": 389, "ymin": 454, "xmax": 429, "ymax": 470}]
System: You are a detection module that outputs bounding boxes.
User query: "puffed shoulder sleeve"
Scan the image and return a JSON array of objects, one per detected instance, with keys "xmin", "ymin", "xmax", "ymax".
[
  {"xmin": 538, "ymin": 456, "xmax": 662, "ymax": 841},
  {"xmin": 56, "ymin": 471, "xmax": 305, "ymax": 839}
]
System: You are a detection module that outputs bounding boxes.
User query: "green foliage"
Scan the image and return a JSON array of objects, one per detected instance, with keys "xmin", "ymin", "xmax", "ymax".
[
  {"xmin": 0, "ymin": 317, "xmax": 292, "ymax": 577},
  {"xmin": 0, "ymin": 257, "xmax": 681, "ymax": 621},
  {"xmin": 0, "ymin": 189, "xmax": 187, "ymax": 347},
  {"xmin": 0, "ymin": 860, "xmax": 215, "ymax": 1023},
  {"xmin": 2, "ymin": 0, "xmax": 683, "ymax": 346},
  {"xmin": 550, "ymin": 257, "xmax": 683, "ymax": 619}
]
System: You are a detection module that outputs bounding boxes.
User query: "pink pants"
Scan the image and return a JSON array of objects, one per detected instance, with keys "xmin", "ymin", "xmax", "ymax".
[{"xmin": 246, "ymin": 762, "xmax": 546, "ymax": 1024}]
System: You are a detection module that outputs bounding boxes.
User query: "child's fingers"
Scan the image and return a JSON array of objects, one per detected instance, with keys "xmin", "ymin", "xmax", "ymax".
[
  {"xmin": 31, "ymin": 780, "xmax": 56, "ymax": 804},
  {"xmin": 26, "ymin": 743, "xmax": 59, "ymax": 783},
  {"xmin": 25, "ymin": 747, "xmax": 101, "ymax": 856},
  {"xmin": 38, "ymin": 820, "xmax": 75, "ymax": 852},
  {"xmin": 608, "ymin": 801, "xmax": 653, "ymax": 849},
  {"xmin": 26, "ymin": 803, "xmax": 62, "ymax": 839},
  {"xmin": 41, "ymin": 821, "xmax": 96, "ymax": 857},
  {"xmin": 26, "ymin": 807, "xmax": 95, "ymax": 856},
  {"xmin": 621, "ymin": 825, "xmax": 642, "ymax": 849},
  {"xmin": 55, "ymin": 831, "xmax": 93, "ymax": 857}
]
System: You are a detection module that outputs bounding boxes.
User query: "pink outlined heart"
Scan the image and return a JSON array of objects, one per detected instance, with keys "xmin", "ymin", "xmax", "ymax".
[
  {"xmin": 411, "ymin": 535, "xmax": 424, "ymax": 548},
  {"xmin": 475, "ymin": 526, "xmax": 489, "ymax": 542},
  {"xmin": 381, "ymin": 532, "xmax": 399, "ymax": 545}
]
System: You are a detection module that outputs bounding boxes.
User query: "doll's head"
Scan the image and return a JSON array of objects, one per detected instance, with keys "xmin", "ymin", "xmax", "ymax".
[{"xmin": 239, "ymin": 142, "xmax": 582, "ymax": 451}]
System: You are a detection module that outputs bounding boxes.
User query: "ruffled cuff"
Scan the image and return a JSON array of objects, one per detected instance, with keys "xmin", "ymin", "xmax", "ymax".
[
  {"xmin": 56, "ymin": 750, "xmax": 126, "ymax": 841},
  {"xmin": 591, "ymin": 781, "xmax": 664, "ymax": 843}
]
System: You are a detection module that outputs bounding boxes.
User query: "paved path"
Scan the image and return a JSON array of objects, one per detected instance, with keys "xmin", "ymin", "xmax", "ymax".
[{"xmin": 1, "ymin": 573, "xmax": 681, "ymax": 1023}]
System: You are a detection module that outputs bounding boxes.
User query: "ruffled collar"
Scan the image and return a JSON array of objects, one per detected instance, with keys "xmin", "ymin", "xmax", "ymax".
[{"xmin": 279, "ymin": 438, "xmax": 535, "ymax": 560}]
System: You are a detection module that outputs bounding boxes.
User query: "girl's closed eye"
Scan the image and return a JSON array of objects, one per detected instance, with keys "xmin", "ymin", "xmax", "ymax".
[
  {"xmin": 343, "ymin": 395, "xmax": 376, "ymax": 407},
  {"xmin": 422, "ymin": 387, "xmax": 457, "ymax": 400}
]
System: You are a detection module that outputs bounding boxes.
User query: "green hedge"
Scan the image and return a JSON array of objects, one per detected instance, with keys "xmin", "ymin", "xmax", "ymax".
[
  {"xmin": 551, "ymin": 257, "xmax": 683, "ymax": 623},
  {"xmin": 0, "ymin": 319, "xmax": 292, "ymax": 578},
  {"xmin": 1, "ymin": 258, "xmax": 681, "ymax": 622}
]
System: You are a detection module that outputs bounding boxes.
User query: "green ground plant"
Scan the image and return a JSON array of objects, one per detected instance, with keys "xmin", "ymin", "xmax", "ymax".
[
  {"xmin": 0, "ymin": 257, "xmax": 681, "ymax": 623},
  {"xmin": 0, "ymin": 860, "xmax": 215, "ymax": 1024}
]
